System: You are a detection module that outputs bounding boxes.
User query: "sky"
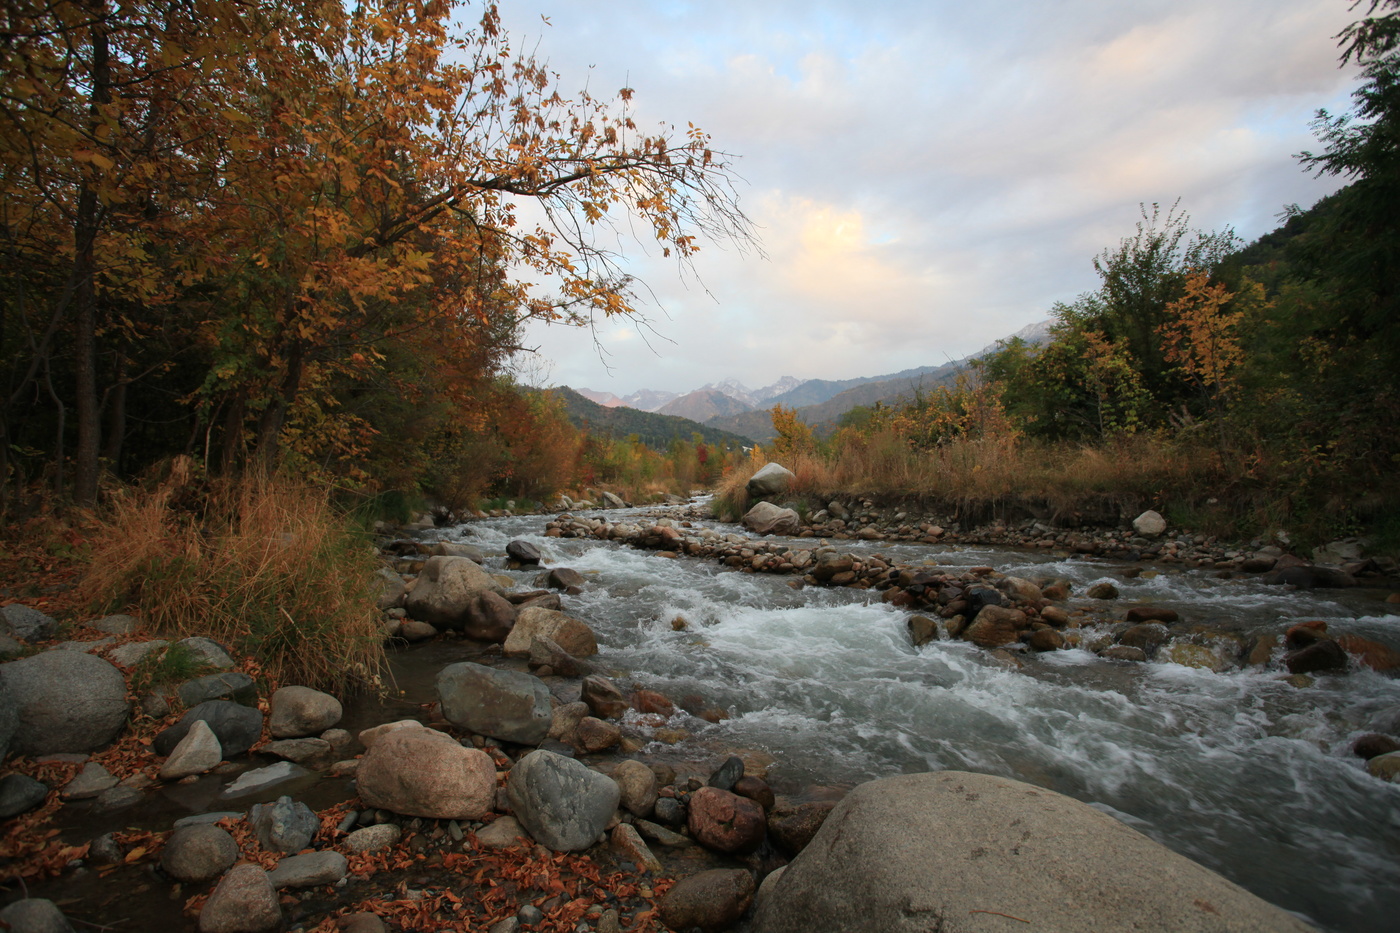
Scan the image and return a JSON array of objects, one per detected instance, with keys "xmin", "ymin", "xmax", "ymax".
[{"xmin": 489, "ymin": 0, "xmax": 1364, "ymax": 397}]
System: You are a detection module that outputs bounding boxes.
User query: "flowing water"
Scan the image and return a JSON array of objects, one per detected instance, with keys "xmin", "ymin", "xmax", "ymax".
[{"xmin": 452, "ymin": 504, "xmax": 1400, "ymax": 932}]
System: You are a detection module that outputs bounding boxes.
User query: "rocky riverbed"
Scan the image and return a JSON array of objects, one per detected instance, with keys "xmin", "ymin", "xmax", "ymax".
[{"xmin": 3, "ymin": 494, "xmax": 1399, "ymax": 932}]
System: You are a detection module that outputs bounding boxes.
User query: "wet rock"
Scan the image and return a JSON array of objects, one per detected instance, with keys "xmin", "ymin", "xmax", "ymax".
[
  {"xmin": 536, "ymin": 567, "xmax": 586, "ymax": 590},
  {"xmin": 1366, "ymin": 751, "xmax": 1400, "ymax": 783},
  {"xmin": 1086, "ymin": 582, "xmax": 1120, "ymax": 600},
  {"xmin": 1336, "ymin": 634, "xmax": 1400, "ymax": 672},
  {"xmin": 346, "ymin": 823, "xmax": 401, "ymax": 852},
  {"xmin": 0, "ymin": 898, "xmax": 76, "ymax": 933},
  {"xmin": 1124, "ymin": 606, "xmax": 1179, "ymax": 624},
  {"xmin": 507, "ymin": 749, "xmax": 620, "ymax": 852},
  {"xmin": 374, "ymin": 567, "xmax": 407, "ymax": 611},
  {"xmin": 995, "ymin": 576, "xmax": 1043, "ymax": 604},
  {"xmin": 1246, "ymin": 635, "xmax": 1279, "ymax": 667},
  {"xmin": 529, "ymin": 635, "xmax": 586, "ymax": 678},
  {"xmin": 687, "ymin": 786, "xmax": 766, "ymax": 855},
  {"xmin": 0, "ymin": 650, "xmax": 129, "ymax": 756},
  {"xmin": 660, "ymin": 868, "xmax": 756, "ymax": 933},
  {"xmin": 1157, "ymin": 642, "xmax": 1230, "ymax": 673},
  {"xmin": 1284, "ymin": 621, "xmax": 1329, "ymax": 649},
  {"xmin": 601, "ymin": 491, "xmax": 628, "ymax": 509},
  {"xmin": 1099, "ymin": 646, "xmax": 1147, "ymax": 662},
  {"xmin": 357, "ymin": 725, "xmax": 495, "ymax": 820},
  {"xmin": 438, "ymin": 662, "xmax": 552, "ymax": 745},
  {"xmin": 907, "ymin": 615, "xmax": 939, "ymax": 646},
  {"xmin": 248, "ymin": 795, "xmax": 318, "ymax": 853},
  {"xmin": 464, "ymin": 591, "xmax": 518, "ymax": 642},
  {"xmin": 574, "ymin": 716, "xmax": 621, "ymax": 753},
  {"xmin": 162, "ymin": 824, "xmax": 239, "ymax": 883},
  {"xmin": 427, "ymin": 541, "xmax": 484, "ymax": 562},
  {"xmin": 178, "ymin": 672, "xmax": 258, "ymax": 708},
  {"xmin": 266, "ymin": 850, "xmax": 348, "ymax": 888},
  {"xmin": 1027, "ymin": 628, "xmax": 1065, "ymax": 652},
  {"xmin": 1284, "ymin": 639, "xmax": 1349, "ymax": 675},
  {"xmin": 613, "ymin": 760, "xmax": 658, "ymax": 817},
  {"xmin": 581, "ymin": 676, "xmax": 629, "ymax": 719},
  {"xmin": 61, "ymin": 762, "xmax": 117, "ymax": 800},
  {"xmin": 747, "ymin": 462, "xmax": 796, "ymax": 499},
  {"xmin": 0, "ymin": 773, "xmax": 49, "ymax": 818},
  {"xmin": 503, "ymin": 607, "xmax": 598, "ymax": 659},
  {"xmin": 1119, "ymin": 623, "xmax": 1169, "ymax": 654},
  {"xmin": 259, "ymin": 737, "xmax": 333, "ymax": 766},
  {"xmin": 547, "ymin": 701, "xmax": 590, "ymax": 744},
  {"xmin": 748, "ymin": 771, "xmax": 1313, "ymax": 933},
  {"xmin": 962, "ymin": 606, "xmax": 1026, "ymax": 648},
  {"xmin": 708, "ymin": 756, "xmax": 745, "ymax": 792},
  {"xmin": 155, "ymin": 700, "xmax": 263, "ymax": 758},
  {"xmin": 768, "ymin": 800, "xmax": 836, "ymax": 855},
  {"xmin": 477, "ymin": 815, "xmax": 530, "ymax": 848},
  {"xmin": 198, "ymin": 863, "xmax": 281, "ymax": 933},
  {"xmin": 1352, "ymin": 734, "xmax": 1400, "ymax": 760},
  {"xmin": 653, "ymin": 796, "xmax": 686, "ymax": 827},
  {"xmin": 1265, "ymin": 565, "xmax": 1357, "ymax": 588},
  {"xmin": 732, "ymin": 776, "xmax": 775, "ymax": 811},
  {"xmin": 506, "ymin": 539, "xmax": 542, "ymax": 564},
  {"xmin": 630, "ymin": 689, "xmax": 676, "ymax": 717},
  {"xmin": 964, "ymin": 584, "xmax": 1005, "ymax": 613},
  {"xmin": 269, "ymin": 685, "xmax": 342, "ymax": 738},
  {"xmin": 610, "ymin": 822, "xmax": 663, "ymax": 872},
  {"xmin": 405, "ymin": 555, "xmax": 505, "ymax": 628},
  {"xmin": 1, "ymin": 604, "xmax": 58, "ymax": 643}
]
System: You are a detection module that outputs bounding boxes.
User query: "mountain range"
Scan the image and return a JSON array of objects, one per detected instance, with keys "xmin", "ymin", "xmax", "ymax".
[{"xmin": 571, "ymin": 319, "xmax": 1052, "ymax": 444}]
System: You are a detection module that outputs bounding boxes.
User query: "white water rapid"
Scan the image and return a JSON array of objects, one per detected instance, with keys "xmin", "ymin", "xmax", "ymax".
[{"xmin": 451, "ymin": 507, "xmax": 1400, "ymax": 932}]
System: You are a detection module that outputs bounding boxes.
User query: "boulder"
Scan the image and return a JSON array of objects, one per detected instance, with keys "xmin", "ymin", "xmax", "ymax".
[
  {"xmin": 0, "ymin": 650, "xmax": 128, "ymax": 756},
  {"xmin": 536, "ymin": 567, "xmax": 585, "ymax": 590},
  {"xmin": 61, "ymin": 762, "xmax": 117, "ymax": 800},
  {"xmin": 610, "ymin": 822, "xmax": 663, "ymax": 873},
  {"xmin": 502, "ymin": 607, "xmax": 598, "ymax": 659},
  {"xmin": 1366, "ymin": 751, "xmax": 1400, "ymax": 783},
  {"xmin": 613, "ymin": 760, "xmax": 658, "ymax": 817},
  {"xmin": 356, "ymin": 725, "xmax": 495, "ymax": 820},
  {"xmin": 573, "ymin": 716, "xmax": 621, "ymax": 753},
  {"xmin": 581, "ymin": 676, "xmax": 629, "ymax": 719},
  {"xmin": 373, "ymin": 567, "xmax": 407, "ymax": 611},
  {"xmin": 660, "ymin": 869, "xmax": 755, "ymax": 933},
  {"xmin": 1284, "ymin": 639, "xmax": 1349, "ymax": 675},
  {"xmin": 741, "ymin": 502, "xmax": 802, "ymax": 536},
  {"xmin": 1132, "ymin": 510, "xmax": 1167, "ymax": 536},
  {"xmin": 1086, "ymin": 582, "xmax": 1120, "ymax": 600},
  {"xmin": 0, "ymin": 773, "xmax": 49, "ymax": 819},
  {"xmin": 160, "ymin": 720, "xmax": 223, "ymax": 780},
  {"xmin": 476, "ymin": 814, "xmax": 531, "ymax": 848},
  {"xmin": 506, "ymin": 749, "xmax": 620, "ymax": 852},
  {"xmin": 219, "ymin": 762, "xmax": 311, "ymax": 800},
  {"xmin": 506, "ymin": 540, "xmax": 542, "ymax": 564},
  {"xmin": 269, "ymin": 686, "xmax": 342, "ymax": 738},
  {"xmin": 600, "ymin": 491, "xmax": 628, "ymax": 509},
  {"xmin": 177, "ymin": 672, "xmax": 258, "ymax": 708},
  {"xmin": 265, "ymin": 850, "xmax": 348, "ymax": 889},
  {"xmin": 1, "ymin": 604, "xmax": 58, "ymax": 643},
  {"xmin": 464, "ymin": 591, "xmax": 518, "ymax": 642},
  {"xmin": 0, "ymin": 899, "xmax": 76, "ymax": 933},
  {"xmin": 746, "ymin": 462, "xmax": 796, "ymax": 500},
  {"xmin": 748, "ymin": 771, "xmax": 1312, "ymax": 933},
  {"xmin": 529, "ymin": 635, "xmax": 586, "ymax": 677},
  {"xmin": 768, "ymin": 800, "xmax": 836, "ymax": 855},
  {"xmin": 162, "ymin": 824, "xmax": 240, "ymax": 883},
  {"xmin": 346, "ymin": 823, "xmax": 401, "ymax": 853},
  {"xmin": 198, "ymin": 863, "xmax": 282, "ymax": 933},
  {"xmin": 1264, "ymin": 565, "xmax": 1357, "ymax": 589},
  {"xmin": 155, "ymin": 701, "xmax": 263, "ymax": 758},
  {"xmin": 907, "ymin": 615, "xmax": 939, "ymax": 647},
  {"xmin": 687, "ymin": 786, "xmax": 766, "ymax": 854},
  {"xmin": 405, "ymin": 556, "xmax": 505, "ymax": 628},
  {"xmin": 178, "ymin": 637, "xmax": 235, "ymax": 669},
  {"xmin": 427, "ymin": 541, "xmax": 485, "ymax": 562},
  {"xmin": 1336, "ymin": 634, "xmax": 1400, "ymax": 672},
  {"xmin": 962, "ymin": 606, "xmax": 1026, "ymax": 649},
  {"xmin": 248, "ymin": 795, "xmax": 319, "ymax": 853},
  {"xmin": 437, "ymin": 662, "xmax": 552, "ymax": 745}
]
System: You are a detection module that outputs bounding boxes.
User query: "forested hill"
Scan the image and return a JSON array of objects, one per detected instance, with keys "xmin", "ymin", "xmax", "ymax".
[{"xmin": 548, "ymin": 387, "xmax": 752, "ymax": 451}]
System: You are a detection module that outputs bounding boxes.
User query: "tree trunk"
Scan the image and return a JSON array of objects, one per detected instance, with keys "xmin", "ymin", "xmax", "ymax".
[{"xmin": 254, "ymin": 341, "xmax": 305, "ymax": 468}]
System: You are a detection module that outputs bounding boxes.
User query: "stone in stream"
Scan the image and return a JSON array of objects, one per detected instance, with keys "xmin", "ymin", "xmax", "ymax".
[
  {"xmin": 266, "ymin": 850, "xmax": 348, "ymax": 889},
  {"xmin": 742, "ymin": 502, "xmax": 802, "ymax": 536},
  {"xmin": 464, "ymin": 591, "xmax": 517, "ymax": 642},
  {"xmin": 962, "ymin": 606, "xmax": 1026, "ymax": 648},
  {"xmin": 0, "ymin": 773, "xmax": 49, "ymax": 819},
  {"xmin": 404, "ymin": 555, "xmax": 505, "ymax": 628},
  {"xmin": 1366, "ymin": 751, "xmax": 1400, "ymax": 783},
  {"xmin": 60, "ymin": 762, "xmax": 117, "ymax": 800},
  {"xmin": 1125, "ymin": 606, "xmax": 1179, "ymax": 624},
  {"xmin": 198, "ymin": 863, "xmax": 282, "ymax": 933},
  {"xmin": 248, "ymin": 795, "xmax": 319, "ymax": 853},
  {"xmin": 0, "ymin": 899, "xmax": 76, "ymax": 933},
  {"xmin": 768, "ymin": 800, "xmax": 837, "ymax": 856},
  {"xmin": 907, "ymin": 615, "xmax": 939, "ymax": 646},
  {"xmin": 506, "ymin": 540, "xmax": 542, "ymax": 564},
  {"xmin": 155, "ymin": 700, "xmax": 263, "ymax": 758},
  {"xmin": 660, "ymin": 869, "xmax": 756, "ymax": 933},
  {"xmin": 747, "ymin": 771, "xmax": 1314, "ymax": 933},
  {"xmin": 437, "ymin": 661, "xmax": 552, "ymax": 745},
  {"xmin": 581, "ymin": 675, "xmax": 629, "ymax": 719},
  {"xmin": 0, "ymin": 650, "xmax": 129, "ymax": 756},
  {"xmin": 356, "ymin": 724, "xmax": 495, "ymax": 820},
  {"xmin": 1284, "ymin": 639, "xmax": 1349, "ymax": 675},
  {"xmin": 162, "ymin": 824, "xmax": 240, "ymax": 883},
  {"xmin": 613, "ymin": 760, "xmax": 658, "ymax": 817},
  {"xmin": 268, "ymin": 685, "xmax": 342, "ymax": 738},
  {"xmin": 536, "ymin": 567, "xmax": 586, "ymax": 590},
  {"xmin": 219, "ymin": 762, "xmax": 313, "ymax": 800},
  {"xmin": 502, "ymin": 607, "xmax": 598, "ymax": 659},
  {"xmin": 687, "ymin": 786, "xmax": 766, "ymax": 854},
  {"xmin": 506, "ymin": 749, "xmax": 620, "ymax": 852},
  {"xmin": 1086, "ymin": 581, "xmax": 1120, "ymax": 600},
  {"xmin": 707, "ymin": 755, "xmax": 745, "ymax": 791},
  {"xmin": 1353, "ymin": 733, "xmax": 1400, "ymax": 760}
]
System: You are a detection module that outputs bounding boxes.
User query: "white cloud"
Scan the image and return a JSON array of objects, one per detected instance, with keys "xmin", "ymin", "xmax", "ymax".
[{"xmin": 497, "ymin": 0, "xmax": 1363, "ymax": 395}]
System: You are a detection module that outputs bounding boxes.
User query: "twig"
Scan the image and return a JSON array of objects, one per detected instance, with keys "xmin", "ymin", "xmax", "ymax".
[{"xmin": 970, "ymin": 909, "xmax": 1030, "ymax": 923}]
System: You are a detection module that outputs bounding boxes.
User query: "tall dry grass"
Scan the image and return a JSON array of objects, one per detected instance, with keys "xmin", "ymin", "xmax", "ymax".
[{"xmin": 80, "ymin": 459, "xmax": 385, "ymax": 693}]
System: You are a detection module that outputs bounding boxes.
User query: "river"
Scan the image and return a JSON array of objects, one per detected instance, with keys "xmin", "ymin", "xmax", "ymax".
[{"xmin": 452, "ymin": 502, "xmax": 1400, "ymax": 933}]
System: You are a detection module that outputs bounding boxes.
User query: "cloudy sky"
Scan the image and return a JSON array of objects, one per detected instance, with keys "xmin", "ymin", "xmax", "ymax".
[{"xmin": 491, "ymin": 0, "xmax": 1363, "ymax": 397}]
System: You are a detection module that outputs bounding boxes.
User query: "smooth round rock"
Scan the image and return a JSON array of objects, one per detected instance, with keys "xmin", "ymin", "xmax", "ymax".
[
  {"xmin": 162, "ymin": 824, "xmax": 239, "ymax": 883},
  {"xmin": 0, "ymin": 898, "xmax": 75, "ymax": 933},
  {"xmin": 687, "ymin": 786, "xmax": 766, "ymax": 855},
  {"xmin": 198, "ymin": 863, "xmax": 281, "ymax": 933},
  {"xmin": 356, "ymin": 725, "xmax": 495, "ymax": 820},
  {"xmin": 268, "ymin": 686, "xmax": 342, "ymax": 738},
  {"xmin": 0, "ymin": 650, "xmax": 129, "ymax": 756},
  {"xmin": 507, "ymin": 749, "xmax": 620, "ymax": 852},
  {"xmin": 660, "ymin": 869, "xmax": 756, "ymax": 933}
]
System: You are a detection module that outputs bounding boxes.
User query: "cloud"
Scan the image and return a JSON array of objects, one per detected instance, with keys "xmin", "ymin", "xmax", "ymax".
[{"xmin": 497, "ymin": 0, "xmax": 1363, "ymax": 395}]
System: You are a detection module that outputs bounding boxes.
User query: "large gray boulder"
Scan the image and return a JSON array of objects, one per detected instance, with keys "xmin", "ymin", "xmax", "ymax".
[
  {"xmin": 0, "ymin": 651, "xmax": 128, "ymax": 756},
  {"xmin": 741, "ymin": 501, "xmax": 802, "ymax": 536},
  {"xmin": 198, "ymin": 863, "xmax": 282, "ymax": 933},
  {"xmin": 355, "ymin": 724, "xmax": 495, "ymax": 820},
  {"xmin": 268, "ymin": 685, "xmax": 342, "ymax": 738},
  {"xmin": 507, "ymin": 749, "xmax": 621, "ymax": 852},
  {"xmin": 437, "ymin": 662, "xmax": 552, "ymax": 745},
  {"xmin": 248, "ymin": 795, "xmax": 319, "ymax": 853},
  {"xmin": 0, "ymin": 898, "xmax": 76, "ymax": 933},
  {"xmin": 746, "ymin": 462, "xmax": 796, "ymax": 500},
  {"xmin": 749, "ymin": 771, "xmax": 1313, "ymax": 933},
  {"xmin": 405, "ymin": 556, "xmax": 505, "ymax": 628},
  {"xmin": 154, "ymin": 700, "xmax": 263, "ymax": 757}
]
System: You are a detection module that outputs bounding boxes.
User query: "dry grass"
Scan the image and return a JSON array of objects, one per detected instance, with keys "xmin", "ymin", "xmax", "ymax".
[{"xmin": 79, "ymin": 459, "xmax": 385, "ymax": 693}]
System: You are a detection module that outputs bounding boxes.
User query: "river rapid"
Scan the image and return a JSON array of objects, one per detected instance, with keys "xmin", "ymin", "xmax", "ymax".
[{"xmin": 452, "ymin": 503, "xmax": 1400, "ymax": 933}]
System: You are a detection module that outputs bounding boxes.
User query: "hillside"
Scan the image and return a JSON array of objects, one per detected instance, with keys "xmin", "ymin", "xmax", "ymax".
[
  {"xmin": 658, "ymin": 388, "xmax": 754, "ymax": 422},
  {"xmin": 548, "ymin": 387, "xmax": 751, "ymax": 450}
]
